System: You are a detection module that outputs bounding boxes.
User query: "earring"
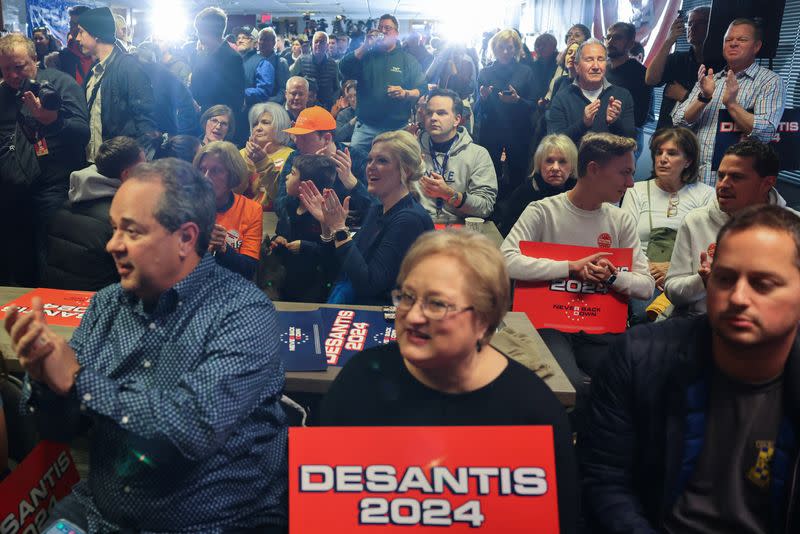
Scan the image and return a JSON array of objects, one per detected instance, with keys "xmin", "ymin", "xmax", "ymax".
[{"xmin": 476, "ymin": 340, "xmax": 482, "ymax": 352}]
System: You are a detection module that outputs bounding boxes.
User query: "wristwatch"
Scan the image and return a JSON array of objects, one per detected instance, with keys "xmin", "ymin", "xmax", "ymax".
[
  {"xmin": 697, "ymin": 93, "xmax": 712, "ymax": 103},
  {"xmin": 606, "ymin": 273, "xmax": 618, "ymax": 286},
  {"xmin": 334, "ymin": 227, "xmax": 350, "ymax": 242},
  {"xmin": 447, "ymin": 191, "xmax": 459, "ymax": 205}
]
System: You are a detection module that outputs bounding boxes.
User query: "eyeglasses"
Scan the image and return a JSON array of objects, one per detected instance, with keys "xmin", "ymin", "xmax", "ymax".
[
  {"xmin": 208, "ymin": 117, "xmax": 230, "ymax": 129},
  {"xmin": 667, "ymin": 193, "xmax": 680, "ymax": 217},
  {"xmin": 391, "ymin": 289, "xmax": 474, "ymax": 321},
  {"xmin": 377, "ymin": 25, "xmax": 397, "ymax": 33}
]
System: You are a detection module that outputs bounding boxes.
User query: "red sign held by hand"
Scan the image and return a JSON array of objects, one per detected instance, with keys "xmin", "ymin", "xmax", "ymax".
[
  {"xmin": 289, "ymin": 426, "xmax": 560, "ymax": 532},
  {"xmin": 1, "ymin": 289, "xmax": 94, "ymax": 327},
  {"xmin": 512, "ymin": 241, "xmax": 632, "ymax": 334}
]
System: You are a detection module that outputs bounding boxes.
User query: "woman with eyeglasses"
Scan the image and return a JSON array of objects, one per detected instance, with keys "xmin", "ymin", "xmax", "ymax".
[
  {"xmin": 199, "ymin": 104, "xmax": 235, "ymax": 146},
  {"xmin": 621, "ymin": 127, "xmax": 713, "ymax": 321},
  {"xmin": 194, "ymin": 141, "xmax": 262, "ymax": 279},
  {"xmin": 317, "ymin": 229, "xmax": 579, "ymax": 534}
]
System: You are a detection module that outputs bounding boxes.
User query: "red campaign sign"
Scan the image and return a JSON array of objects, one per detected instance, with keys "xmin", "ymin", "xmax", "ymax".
[
  {"xmin": 0, "ymin": 441, "xmax": 81, "ymax": 533},
  {"xmin": 1, "ymin": 289, "xmax": 95, "ymax": 327},
  {"xmin": 512, "ymin": 242, "xmax": 632, "ymax": 334},
  {"xmin": 289, "ymin": 426, "xmax": 559, "ymax": 533},
  {"xmin": 434, "ymin": 224, "xmax": 464, "ymax": 231}
]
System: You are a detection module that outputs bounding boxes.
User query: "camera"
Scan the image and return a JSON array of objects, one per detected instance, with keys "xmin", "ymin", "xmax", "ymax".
[{"xmin": 16, "ymin": 78, "xmax": 62, "ymax": 111}]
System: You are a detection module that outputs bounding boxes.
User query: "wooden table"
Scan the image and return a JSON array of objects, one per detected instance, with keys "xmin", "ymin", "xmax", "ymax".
[{"xmin": 0, "ymin": 288, "xmax": 574, "ymax": 406}]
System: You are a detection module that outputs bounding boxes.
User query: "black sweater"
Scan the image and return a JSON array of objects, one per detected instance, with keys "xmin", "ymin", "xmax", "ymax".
[
  {"xmin": 318, "ymin": 342, "xmax": 579, "ymax": 534},
  {"xmin": 494, "ymin": 173, "xmax": 577, "ymax": 237},
  {"xmin": 546, "ymin": 82, "xmax": 636, "ymax": 144}
]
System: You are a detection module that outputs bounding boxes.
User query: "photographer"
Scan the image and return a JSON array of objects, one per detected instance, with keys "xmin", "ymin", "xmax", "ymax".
[
  {"xmin": 338, "ymin": 14, "xmax": 427, "ymax": 152},
  {"xmin": 0, "ymin": 34, "xmax": 90, "ymax": 286}
]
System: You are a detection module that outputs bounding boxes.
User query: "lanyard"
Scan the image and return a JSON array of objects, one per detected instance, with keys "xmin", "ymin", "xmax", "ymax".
[{"xmin": 428, "ymin": 137, "xmax": 453, "ymax": 177}]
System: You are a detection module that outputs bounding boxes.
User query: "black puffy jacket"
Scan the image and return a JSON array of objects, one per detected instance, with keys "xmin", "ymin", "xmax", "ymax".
[
  {"xmin": 579, "ymin": 316, "xmax": 800, "ymax": 533},
  {"xmin": 43, "ymin": 197, "xmax": 118, "ymax": 291}
]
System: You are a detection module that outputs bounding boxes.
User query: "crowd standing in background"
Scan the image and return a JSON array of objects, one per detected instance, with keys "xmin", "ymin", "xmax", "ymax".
[{"xmin": 0, "ymin": 3, "xmax": 797, "ymax": 533}]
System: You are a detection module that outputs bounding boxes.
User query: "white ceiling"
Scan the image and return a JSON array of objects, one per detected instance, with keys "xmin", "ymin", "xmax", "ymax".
[{"xmin": 117, "ymin": 0, "xmax": 437, "ymax": 19}]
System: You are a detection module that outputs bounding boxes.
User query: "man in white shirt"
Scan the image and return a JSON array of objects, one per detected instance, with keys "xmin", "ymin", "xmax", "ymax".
[
  {"xmin": 502, "ymin": 132, "xmax": 654, "ymax": 430},
  {"xmin": 665, "ymin": 140, "xmax": 793, "ymax": 315}
]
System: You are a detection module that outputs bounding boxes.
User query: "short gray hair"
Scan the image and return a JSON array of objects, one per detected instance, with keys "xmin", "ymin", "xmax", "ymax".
[
  {"xmin": 575, "ymin": 38, "xmax": 607, "ymax": 64},
  {"xmin": 286, "ymin": 75, "xmax": 309, "ymax": 91},
  {"xmin": 127, "ymin": 158, "xmax": 215, "ymax": 256},
  {"xmin": 259, "ymin": 27, "xmax": 277, "ymax": 44},
  {"xmin": 248, "ymin": 102, "xmax": 292, "ymax": 146}
]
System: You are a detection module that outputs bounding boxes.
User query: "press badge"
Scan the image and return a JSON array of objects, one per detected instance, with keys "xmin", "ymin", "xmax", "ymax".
[{"xmin": 34, "ymin": 137, "xmax": 49, "ymax": 157}]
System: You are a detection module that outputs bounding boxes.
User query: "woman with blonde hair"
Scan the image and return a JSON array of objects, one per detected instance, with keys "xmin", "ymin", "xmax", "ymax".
[
  {"xmin": 317, "ymin": 228, "xmax": 579, "ymax": 533},
  {"xmin": 496, "ymin": 134, "xmax": 579, "ymax": 236},
  {"xmin": 194, "ymin": 141, "xmax": 262, "ymax": 279},
  {"xmin": 476, "ymin": 29, "xmax": 537, "ymax": 199},
  {"xmin": 299, "ymin": 130, "xmax": 434, "ymax": 304}
]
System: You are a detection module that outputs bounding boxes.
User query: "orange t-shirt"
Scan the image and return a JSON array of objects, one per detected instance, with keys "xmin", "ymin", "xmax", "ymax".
[{"xmin": 216, "ymin": 194, "xmax": 263, "ymax": 260}]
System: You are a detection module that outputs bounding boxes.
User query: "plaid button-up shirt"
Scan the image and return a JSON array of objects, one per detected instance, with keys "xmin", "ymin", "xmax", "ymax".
[{"xmin": 672, "ymin": 61, "xmax": 785, "ymax": 186}]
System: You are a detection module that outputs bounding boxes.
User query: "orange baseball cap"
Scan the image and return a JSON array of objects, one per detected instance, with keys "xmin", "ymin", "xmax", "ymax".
[{"xmin": 283, "ymin": 106, "xmax": 337, "ymax": 135}]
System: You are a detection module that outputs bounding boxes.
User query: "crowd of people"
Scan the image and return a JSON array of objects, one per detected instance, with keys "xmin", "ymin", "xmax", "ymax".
[{"xmin": 0, "ymin": 2, "xmax": 798, "ymax": 533}]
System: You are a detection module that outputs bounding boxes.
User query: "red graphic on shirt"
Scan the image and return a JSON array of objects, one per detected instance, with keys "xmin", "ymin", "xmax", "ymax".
[
  {"xmin": 707, "ymin": 243, "xmax": 716, "ymax": 259},
  {"xmin": 597, "ymin": 233, "xmax": 613, "ymax": 248}
]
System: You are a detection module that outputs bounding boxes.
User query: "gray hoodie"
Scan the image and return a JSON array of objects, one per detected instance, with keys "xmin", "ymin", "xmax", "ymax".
[
  {"xmin": 415, "ymin": 127, "xmax": 498, "ymax": 223},
  {"xmin": 664, "ymin": 188, "xmax": 795, "ymax": 315},
  {"xmin": 68, "ymin": 164, "xmax": 120, "ymax": 204}
]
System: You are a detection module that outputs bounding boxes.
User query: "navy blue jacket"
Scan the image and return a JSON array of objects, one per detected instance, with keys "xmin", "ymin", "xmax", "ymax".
[
  {"xmin": 546, "ymin": 81, "xmax": 636, "ymax": 144},
  {"xmin": 331, "ymin": 194, "xmax": 433, "ymax": 305},
  {"xmin": 580, "ymin": 316, "xmax": 800, "ymax": 533}
]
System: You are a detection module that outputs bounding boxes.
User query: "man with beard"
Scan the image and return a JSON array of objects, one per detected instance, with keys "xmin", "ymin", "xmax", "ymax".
[{"xmin": 581, "ymin": 203, "xmax": 800, "ymax": 533}]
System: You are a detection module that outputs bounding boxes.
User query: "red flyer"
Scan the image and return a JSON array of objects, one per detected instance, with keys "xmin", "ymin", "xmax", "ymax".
[
  {"xmin": 512, "ymin": 242, "xmax": 632, "ymax": 334},
  {"xmin": 434, "ymin": 223, "xmax": 464, "ymax": 230},
  {"xmin": 289, "ymin": 426, "xmax": 559, "ymax": 533},
  {"xmin": 1, "ymin": 288, "xmax": 95, "ymax": 327},
  {"xmin": 0, "ymin": 441, "xmax": 81, "ymax": 532}
]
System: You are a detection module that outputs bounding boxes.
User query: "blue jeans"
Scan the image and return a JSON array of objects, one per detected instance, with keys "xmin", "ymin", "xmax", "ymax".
[{"xmin": 349, "ymin": 120, "xmax": 400, "ymax": 153}]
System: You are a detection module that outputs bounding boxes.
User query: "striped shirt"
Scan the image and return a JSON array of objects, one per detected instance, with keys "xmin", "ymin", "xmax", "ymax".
[{"xmin": 672, "ymin": 62, "xmax": 785, "ymax": 185}]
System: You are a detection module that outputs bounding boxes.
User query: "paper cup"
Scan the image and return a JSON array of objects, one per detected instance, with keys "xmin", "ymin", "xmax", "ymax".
[{"xmin": 465, "ymin": 217, "xmax": 484, "ymax": 231}]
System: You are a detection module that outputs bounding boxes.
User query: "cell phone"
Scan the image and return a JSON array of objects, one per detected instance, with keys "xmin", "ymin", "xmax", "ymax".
[
  {"xmin": 44, "ymin": 519, "xmax": 87, "ymax": 534},
  {"xmin": 500, "ymin": 90, "xmax": 513, "ymax": 96}
]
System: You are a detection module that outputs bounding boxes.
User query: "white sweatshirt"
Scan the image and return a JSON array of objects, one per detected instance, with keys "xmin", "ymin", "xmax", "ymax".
[
  {"xmin": 501, "ymin": 192, "xmax": 655, "ymax": 299},
  {"xmin": 664, "ymin": 189, "xmax": 793, "ymax": 315}
]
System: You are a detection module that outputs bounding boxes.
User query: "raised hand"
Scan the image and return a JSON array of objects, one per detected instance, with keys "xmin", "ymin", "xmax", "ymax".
[
  {"xmin": 697, "ymin": 64, "xmax": 715, "ymax": 100},
  {"xmin": 298, "ymin": 180, "xmax": 326, "ymax": 222},
  {"xmin": 606, "ymin": 96, "xmax": 622, "ymax": 124},
  {"xmin": 583, "ymin": 99, "xmax": 601, "ymax": 127},
  {"xmin": 721, "ymin": 69, "xmax": 740, "ymax": 107}
]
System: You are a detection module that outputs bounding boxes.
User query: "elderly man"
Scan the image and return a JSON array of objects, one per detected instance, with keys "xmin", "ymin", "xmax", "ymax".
[
  {"xmin": 672, "ymin": 18, "xmax": 785, "ymax": 185},
  {"xmin": 0, "ymin": 34, "xmax": 89, "ymax": 286},
  {"xmin": 547, "ymin": 39, "xmax": 636, "ymax": 144},
  {"xmin": 249, "ymin": 27, "xmax": 290, "ymax": 105},
  {"xmin": 339, "ymin": 14, "xmax": 427, "ymax": 152},
  {"xmin": 581, "ymin": 204, "xmax": 800, "ymax": 533},
  {"xmin": 284, "ymin": 75, "xmax": 310, "ymax": 121},
  {"xmin": 8, "ymin": 159, "xmax": 288, "ymax": 533},
  {"xmin": 290, "ymin": 31, "xmax": 340, "ymax": 110},
  {"xmin": 235, "ymin": 25, "xmax": 260, "ymax": 85}
]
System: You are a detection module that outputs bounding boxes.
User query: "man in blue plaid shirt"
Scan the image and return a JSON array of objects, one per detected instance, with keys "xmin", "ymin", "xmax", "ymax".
[{"xmin": 672, "ymin": 18, "xmax": 785, "ymax": 186}]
